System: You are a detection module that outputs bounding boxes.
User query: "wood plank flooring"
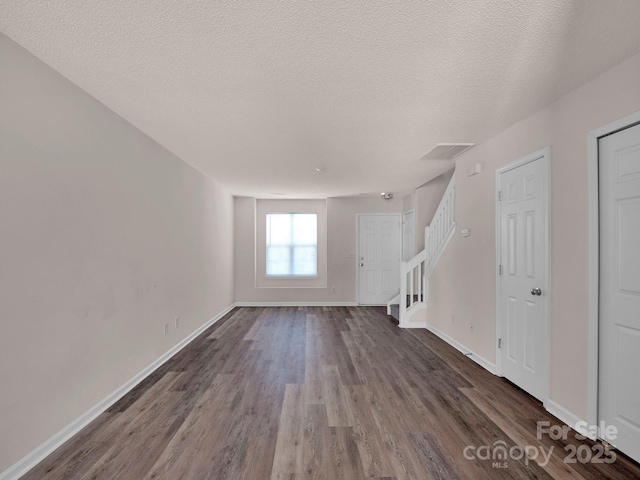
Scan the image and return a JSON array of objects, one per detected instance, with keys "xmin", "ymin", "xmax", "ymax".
[{"xmin": 21, "ymin": 306, "xmax": 640, "ymax": 479}]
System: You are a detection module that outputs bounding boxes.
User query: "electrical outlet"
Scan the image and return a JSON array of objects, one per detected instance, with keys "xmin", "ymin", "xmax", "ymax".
[
  {"xmin": 164, "ymin": 323, "xmax": 169, "ymax": 336},
  {"xmin": 331, "ymin": 287, "xmax": 336, "ymax": 294},
  {"xmin": 175, "ymin": 317, "xmax": 180, "ymax": 328}
]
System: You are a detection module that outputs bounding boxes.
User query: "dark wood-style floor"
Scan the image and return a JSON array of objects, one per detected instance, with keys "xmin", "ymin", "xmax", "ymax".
[{"xmin": 22, "ymin": 306, "xmax": 640, "ymax": 479}]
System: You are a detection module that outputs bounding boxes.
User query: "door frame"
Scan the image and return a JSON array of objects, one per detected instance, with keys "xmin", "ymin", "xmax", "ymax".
[
  {"xmin": 495, "ymin": 146, "xmax": 551, "ymax": 405},
  {"xmin": 356, "ymin": 213, "xmax": 402, "ymax": 305},
  {"xmin": 586, "ymin": 110, "xmax": 640, "ymax": 430}
]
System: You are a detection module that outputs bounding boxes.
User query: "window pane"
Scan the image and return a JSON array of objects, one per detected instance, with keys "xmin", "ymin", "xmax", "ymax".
[
  {"xmin": 266, "ymin": 246, "xmax": 290, "ymax": 275},
  {"xmin": 293, "ymin": 246, "xmax": 317, "ymax": 275},
  {"xmin": 292, "ymin": 214, "xmax": 317, "ymax": 245},
  {"xmin": 267, "ymin": 214, "xmax": 291, "ymax": 245},
  {"xmin": 266, "ymin": 213, "xmax": 318, "ymax": 276}
]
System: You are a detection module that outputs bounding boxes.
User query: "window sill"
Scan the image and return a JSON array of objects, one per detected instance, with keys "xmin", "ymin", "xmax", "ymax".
[{"xmin": 264, "ymin": 275, "xmax": 319, "ymax": 280}]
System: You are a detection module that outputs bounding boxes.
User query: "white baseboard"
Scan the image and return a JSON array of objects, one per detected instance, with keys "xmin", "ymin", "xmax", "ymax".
[
  {"xmin": 402, "ymin": 322, "xmax": 428, "ymax": 329},
  {"xmin": 424, "ymin": 322, "xmax": 497, "ymax": 375},
  {"xmin": 544, "ymin": 398, "xmax": 588, "ymax": 437},
  {"xmin": 235, "ymin": 301, "xmax": 358, "ymax": 307},
  {"xmin": 0, "ymin": 303, "xmax": 237, "ymax": 480}
]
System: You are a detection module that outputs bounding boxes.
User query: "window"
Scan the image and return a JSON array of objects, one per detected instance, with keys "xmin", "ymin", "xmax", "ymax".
[
  {"xmin": 266, "ymin": 213, "xmax": 317, "ymax": 276},
  {"xmin": 256, "ymin": 199, "xmax": 326, "ymax": 288}
]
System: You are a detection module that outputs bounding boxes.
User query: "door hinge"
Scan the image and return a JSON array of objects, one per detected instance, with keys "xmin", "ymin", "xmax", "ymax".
[
  {"xmin": 498, "ymin": 191, "xmax": 502, "ymax": 201},
  {"xmin": 498, "ymin": 338, "xmax": 502, "ymax": 349},
  {"xmin": 498, "ymin": 265, "xmax": 503, "ymax": 275}
]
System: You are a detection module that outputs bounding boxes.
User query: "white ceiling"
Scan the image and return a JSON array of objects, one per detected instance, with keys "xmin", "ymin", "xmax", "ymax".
[{"xmin": 2, "ymin": 1, "xmax": 640, "ymax": 198}]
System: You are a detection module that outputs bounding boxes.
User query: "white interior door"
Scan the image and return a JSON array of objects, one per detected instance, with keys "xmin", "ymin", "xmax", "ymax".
[
  {"xmin": 497, "ymin": 152, "xmax": 548, "ymax": 402},
  {"xmin": 358, "ymin": 214, "xmax": 401, "ymax": 305},
  {"xmin": 598, "ymin": 122, "xmax": 640, "ymax": 462},
  {"xmin": 403, "ymin": 210, "xmax": 415, "ymax": 261}
]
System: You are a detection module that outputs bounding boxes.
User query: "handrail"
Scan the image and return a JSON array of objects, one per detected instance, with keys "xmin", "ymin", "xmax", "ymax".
[{"xmin": 404, "ymin": 249, "xmax": 426, "ymax": 272}]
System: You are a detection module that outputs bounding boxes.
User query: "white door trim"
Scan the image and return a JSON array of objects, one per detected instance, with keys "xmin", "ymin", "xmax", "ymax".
[
  {"xmin": 356, "ymin": 213, "xmax": 402, "ymax": 305},
  {"xmin": 495, "ymin": 146, "xmax": 551, "ymax": 405},
  {"xmin": 586, "ymin": 110, "xmax": 640, "ymax": 429}
]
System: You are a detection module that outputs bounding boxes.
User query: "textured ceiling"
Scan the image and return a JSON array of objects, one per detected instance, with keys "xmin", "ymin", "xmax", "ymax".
[{"xmin": 2, "ymin": 1, "xmax": 640, "ymax": 198}]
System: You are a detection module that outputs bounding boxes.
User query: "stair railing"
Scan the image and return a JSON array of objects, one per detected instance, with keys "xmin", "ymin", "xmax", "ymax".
[
  {"xmin": 398, "ymin": 249, "xmax": 427, "ymax": 325},
  {"xmin": 425, "ymin": 174, "xmax": 456, "ymax": 275},
  {"xmin": 389, "ymin": 174, "xmax": 456, "ymax": 326}
]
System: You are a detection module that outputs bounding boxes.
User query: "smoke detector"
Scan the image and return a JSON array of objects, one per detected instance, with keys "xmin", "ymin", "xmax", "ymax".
[
  {"xmin": 420, "ymin": 143, "xmax": 475, "ymax": 161},
  {"xmin": 381, "ymin": 192, "xmax": 393, "ymax": 200}
]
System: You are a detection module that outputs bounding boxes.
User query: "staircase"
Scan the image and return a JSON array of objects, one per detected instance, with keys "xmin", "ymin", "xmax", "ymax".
[
  {"xmin": 387, "ymin": 175, "xmax": 456, "ymax": 327},
  {"xmin": 388, "ymin": 295, "xmax": 421, "ymax": 321}
]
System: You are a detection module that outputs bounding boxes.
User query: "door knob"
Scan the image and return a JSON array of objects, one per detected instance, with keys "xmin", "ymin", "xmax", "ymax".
[
  {"xmin": 530, "ymin": 288, "xmax": 542, "ymax": 296},
  {"xmin": 360, "ymin": 263, "xmax": 364, "ymax": 266}
]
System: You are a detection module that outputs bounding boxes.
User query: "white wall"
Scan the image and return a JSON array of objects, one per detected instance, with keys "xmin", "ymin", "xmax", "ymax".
[
  {"xmin": 427, "ymin": 51, "xmax": 640, "ymax": 420},
  {"xmin": 0, "ymin": 33, "xmax": 235, "ymax": 473},
  {"xmin": 235, "ymin": 196, "xmax": 403, "ymax": 303}
]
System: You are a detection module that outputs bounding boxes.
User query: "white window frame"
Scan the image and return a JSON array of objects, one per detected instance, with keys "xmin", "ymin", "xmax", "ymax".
[{"xmin": 255, "ymin": 199, "xmax": 327, "ymax": 289}]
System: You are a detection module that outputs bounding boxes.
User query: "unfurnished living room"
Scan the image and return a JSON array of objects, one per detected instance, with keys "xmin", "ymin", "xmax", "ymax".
[{"xmin": 2, "ymin": 1, "xmax": 640, "ymax": 479}]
